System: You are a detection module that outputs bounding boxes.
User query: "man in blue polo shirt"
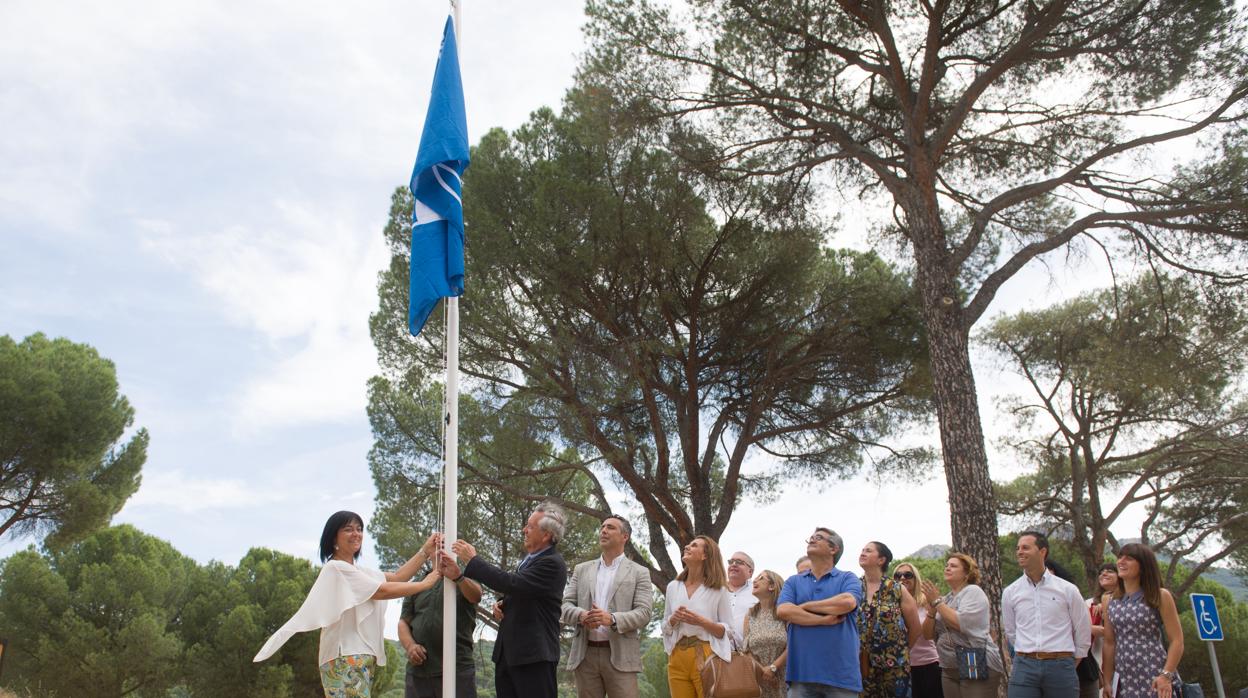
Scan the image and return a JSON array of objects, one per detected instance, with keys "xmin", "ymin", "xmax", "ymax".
[{"xmin": 777, "ymin": 527, "xmax": 863, "ymax": 698}]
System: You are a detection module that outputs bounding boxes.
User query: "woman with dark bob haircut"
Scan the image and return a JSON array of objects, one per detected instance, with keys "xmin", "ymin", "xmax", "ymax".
[{"xmin": 255, "ymin": 511, "xmax": 442, "ymax": 697}]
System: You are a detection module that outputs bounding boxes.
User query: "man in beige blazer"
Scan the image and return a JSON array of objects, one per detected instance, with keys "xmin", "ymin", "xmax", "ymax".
[{"xmin": 561, "ymin": 514, "xmax": 654, "ymax": 698}]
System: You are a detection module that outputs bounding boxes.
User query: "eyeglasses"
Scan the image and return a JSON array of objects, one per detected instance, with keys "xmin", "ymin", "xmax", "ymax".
[
  {"xmin": 727, "ymin": 559, "xmax": 752, "ymax": 568},
  {"xmin": 893, "ymin": 571, "xmax": 915, "ymax": 580},
  {"xmin": 807, "ymin": 534, "xmax": 830, "ymax": 544}
]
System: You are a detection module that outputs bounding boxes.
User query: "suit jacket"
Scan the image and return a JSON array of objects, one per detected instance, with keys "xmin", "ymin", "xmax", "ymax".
[
  {"xmin": 464, "ymin": 546, "xmax": 567, "ymax": 667},
  {"xmin": 560, "ymin": 555, "xmax": 654, "ymax": 672}
]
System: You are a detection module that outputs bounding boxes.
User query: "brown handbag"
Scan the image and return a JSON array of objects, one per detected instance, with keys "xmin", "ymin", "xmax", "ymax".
[{"xmin": 699, "ymin": 649, "xmax": 762, "ymax": 698}]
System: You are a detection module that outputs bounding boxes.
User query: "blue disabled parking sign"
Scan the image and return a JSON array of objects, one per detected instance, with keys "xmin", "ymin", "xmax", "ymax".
[{"xmin": 1190, "ymin": 593, "xmax": 1224, "ymax": 641}]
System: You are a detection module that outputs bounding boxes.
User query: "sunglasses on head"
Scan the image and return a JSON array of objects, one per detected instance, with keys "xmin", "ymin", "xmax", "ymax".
[{"xmin": 893, "ymin": 571, "xmax": 915, "ymax": 580}]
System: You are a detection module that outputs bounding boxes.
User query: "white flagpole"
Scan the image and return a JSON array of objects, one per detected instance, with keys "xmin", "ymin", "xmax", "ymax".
[{"xmin": 442, "ymin": 4, "xmax": 462, "ymax": 698}]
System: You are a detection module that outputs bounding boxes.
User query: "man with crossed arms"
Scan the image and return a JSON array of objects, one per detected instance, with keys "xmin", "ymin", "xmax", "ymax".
[{"xmin": 561, "ymin": 514, "xmax": 654, "ymax": 698}]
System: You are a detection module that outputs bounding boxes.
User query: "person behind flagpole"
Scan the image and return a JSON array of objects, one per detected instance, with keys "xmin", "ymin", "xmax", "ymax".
[
  {"xmin": 743, "ymin": 569, "xmax": 788, "ymax": 698},
  {"xmin": 254, "ymin": 511, "xmax": 442, "ymax": 697},
  {"xmin": 561, "ymin": 514, "xmax": 655, "ymax": 698},
  {"xmin": 858, "ymin": 541, "xmax": 921, "ymax": 698},
  {"xmin": 435, "ymin": 502, "xmax": 568, "ymax": 698},
  {"xmin": 399, "ymin": 554, "xmax": 483, "ymax": 698},
  {"xmin": 662, "ymin": 535, "xmax": 734, "ymax": 698},
  {"xmin": 726, "ymin": 550, "xmax": 759, "ymax": 646},
  {"xmin": 893, "ymin": 562, "xmax": 943, "ymax": 698},
  {"xmin": 920, "ymin": 553, "xmax": 1004, "ymax": 698},
  {"xmin": 1100, "ymin": 543, "xmax": 1184, "ymax": 698}
]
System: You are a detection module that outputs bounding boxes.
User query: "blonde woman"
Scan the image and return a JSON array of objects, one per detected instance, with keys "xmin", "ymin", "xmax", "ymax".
[
  {"xmin": 662, "ymin": 535, "xmax": 734, "ymax": 698},
  {"xmin": 919, "ymin": 553, "xmax": 1003, "ymax": 698},
  {"xmin": 893, "ymin": 562, "xmax": 942, "ymax": 698},
  {"xmin": 743, "ymin": 570, "xmax": 788, "ymax": 698}
]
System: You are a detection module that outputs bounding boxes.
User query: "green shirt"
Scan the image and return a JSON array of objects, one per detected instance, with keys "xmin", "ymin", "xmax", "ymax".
[{"xmin": 400, "ymin": 578, "xmax": 477, "ymax": 676}]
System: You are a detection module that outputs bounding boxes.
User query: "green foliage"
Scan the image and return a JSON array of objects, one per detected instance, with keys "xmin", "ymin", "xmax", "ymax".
[
  {"xmin": 639, "ymin": 636, "xmax": 672, "ymax": 698},
  {"xmin": 370, "ymin": 90, "xmax": 928, "ymax": 583},
  {"xmin": 0, "ymin": 525, "xmax": 193, "ymax": 697},
  {"xmin": 985, "ymin": 275, "xmax": 1248, "ymax": 591},
  {"xmin": 367, "ymin": 378, "xmax": 602, "ymax": 629},
  {"xmin": 1173, "ymin": 577, "xmax": 1248, "ymax": 691},
  {"xmin": 0, "ymin": 333, "xmax": 146, "ymax": 548},
  {"xmin": 179, "ymin": 548, "xmax": 322, "ymax": 698}
]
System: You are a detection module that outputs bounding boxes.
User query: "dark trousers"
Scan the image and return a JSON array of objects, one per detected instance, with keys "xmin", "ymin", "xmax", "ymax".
[
  {"xmin": 911, "ymin": 662, "xmax": 944, "ymax": 698},
  {"xmin": 405, "ymin": 667, "xmax": 478, "ymax": 698},
  {"xmin": 496, "ymin": 660, "xmax": 557, "ymax": 698}
]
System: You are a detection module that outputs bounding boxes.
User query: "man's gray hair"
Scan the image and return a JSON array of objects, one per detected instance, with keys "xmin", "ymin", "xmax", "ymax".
[
  {"xmin": 535, "ymin": 502, "xmax": 567, "ymax": 544},
  {"xmin": 815, "ymin": 527, "xmax": 845, "ymax": 565}
]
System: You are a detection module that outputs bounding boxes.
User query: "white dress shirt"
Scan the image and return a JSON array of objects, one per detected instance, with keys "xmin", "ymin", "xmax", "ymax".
[
  {"xmin": 726, "ymin": 583, "xmax": 758, "ymax": 647},
  {"xmin": 1002, "ymin": 569, "xmax": 1092, "ymax": 658},
  {"xmin": 589, "ymin": 554, "xmax": 623, "ymax": 641},
  {"xmin": 662, "ymin": 580, "xmax": 735, "ymax": 662}
]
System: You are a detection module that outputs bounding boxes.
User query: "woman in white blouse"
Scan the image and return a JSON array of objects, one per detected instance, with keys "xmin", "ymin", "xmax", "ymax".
[
  {"xmin": 254, "ymin": 511, "xmax": 442, "ymax": 697},
  {"xmin": 662, "ymin": 534, "xmax": 734, "ymax": 698}
]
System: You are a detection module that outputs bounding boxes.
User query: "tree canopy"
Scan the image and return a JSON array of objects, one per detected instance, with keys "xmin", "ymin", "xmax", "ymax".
[
  {"xmin": 584, "ymin": 0, "xmax": 1248, "ymax": 610},
  {"xmin": 0, "ymin": 333, "xmax": 146, "ymax": 548},
  {"xmin": 369, "ymin": 89, "xmax": 929, "ymax": 584},
  {"xmin": 0, "ymin": 525, "xmax": 194, "ymax": 697},
  {"xmin": 984, "ymin": 274, "xmax": 1248, "ymax": 593}
]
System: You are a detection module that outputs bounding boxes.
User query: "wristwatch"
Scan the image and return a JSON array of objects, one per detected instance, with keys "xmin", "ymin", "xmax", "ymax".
[
  {"xmin": 767, "ymin": 664, "xmax": 778, "ymax": 675},
  {"xmin": 1161, "ymin": 670, "xmax": 1178, "ymax": 682}
]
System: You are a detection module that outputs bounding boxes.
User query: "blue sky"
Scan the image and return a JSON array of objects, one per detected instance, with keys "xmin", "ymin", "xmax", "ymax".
[{"xmin": 2, "ymin": 1, "xmax": 1168, "ymax": 633}]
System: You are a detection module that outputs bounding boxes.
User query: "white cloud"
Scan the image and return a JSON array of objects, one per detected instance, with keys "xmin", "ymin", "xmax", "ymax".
[
  {"xmin": 126, "ymin": 469, "xmax": 286, "ymax": 514},
  {"xmin": 139, "ymin": 198, "xmax": 389, "ymax": 431}
]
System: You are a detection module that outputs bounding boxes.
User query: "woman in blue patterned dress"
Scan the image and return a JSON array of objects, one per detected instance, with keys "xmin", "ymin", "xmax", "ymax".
[{"xmin": 1101, "ymin": 543, "xmax": 1184, "ymax": 698}]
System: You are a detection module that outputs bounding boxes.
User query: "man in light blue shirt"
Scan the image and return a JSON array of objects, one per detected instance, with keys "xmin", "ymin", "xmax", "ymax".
[{"xmin": 777, "ymin": 527, "xmax": 863, "ymax": 698}]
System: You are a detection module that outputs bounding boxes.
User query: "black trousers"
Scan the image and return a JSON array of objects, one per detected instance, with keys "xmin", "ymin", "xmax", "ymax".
[
  {"xmin": 911, "ymin": 661, "xmax": 945, "ymax": 698},
  {"xmin": 495, "ymin": 660, "xmax": 557, "ymax": 698}
]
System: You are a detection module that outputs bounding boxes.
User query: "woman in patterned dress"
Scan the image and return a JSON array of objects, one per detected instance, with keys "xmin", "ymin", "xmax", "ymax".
[
  {"xmin": 858, "ymin": 541, "xmax": 921, "ymax": 698},
  {"xmin": 743, "ymin": 569, "xmax": 788, "ymax": 698},
  {"xmin": 255, "ymin": 511, "xmax": 442, "ymax": 697},
  {"xmin": 1101, "ymin": 543, "xmax": 1184, "ymax": 698}
]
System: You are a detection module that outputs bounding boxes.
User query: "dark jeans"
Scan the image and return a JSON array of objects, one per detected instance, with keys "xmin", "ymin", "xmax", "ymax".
[
  {"xmin": 404, "ymin": 668, "xmax": 478, "ymax": 698},
  {"xmin": 496, "ymin": 660, "xmax": 557, "ymax": 698}
]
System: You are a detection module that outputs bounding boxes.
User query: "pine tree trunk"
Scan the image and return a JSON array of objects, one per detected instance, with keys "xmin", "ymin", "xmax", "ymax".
[{"xmin": 909, "ymin": 215, "xmax": 1005, "ymax": 644}]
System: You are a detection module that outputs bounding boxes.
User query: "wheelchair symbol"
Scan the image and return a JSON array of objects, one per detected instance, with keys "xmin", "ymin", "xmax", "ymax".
[{"xmin": 1197, "ymin": 598, "xmax": 1218, "ymax": 636}]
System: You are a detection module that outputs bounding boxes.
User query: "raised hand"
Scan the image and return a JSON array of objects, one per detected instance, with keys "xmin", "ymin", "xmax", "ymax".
[
  {"xmin": 451, "ymin": 539, "xmax": 477, "ymax": 562},
  {"xmin": 436, "ymin": 551, "xmax": 461, "ymax": 579}
]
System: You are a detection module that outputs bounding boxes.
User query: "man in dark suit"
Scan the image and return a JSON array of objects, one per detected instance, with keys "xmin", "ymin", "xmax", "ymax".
[{"xmin": 437, "ymin": 501, "xmax": 568, "ymax": 698}]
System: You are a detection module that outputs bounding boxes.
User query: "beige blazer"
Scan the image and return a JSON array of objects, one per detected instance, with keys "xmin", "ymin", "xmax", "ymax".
[{"xmin": 560, "ymin": 555, "xmax": 654, "ymax": 672}]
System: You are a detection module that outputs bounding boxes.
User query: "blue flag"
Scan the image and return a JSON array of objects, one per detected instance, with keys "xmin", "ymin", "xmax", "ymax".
[{"xmin": 409, "ymin": 16, "xmax": 469, "ymax": 336}]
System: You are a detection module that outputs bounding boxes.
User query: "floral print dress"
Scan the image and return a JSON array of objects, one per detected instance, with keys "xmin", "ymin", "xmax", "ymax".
[
  {"xmin": 1108, "ymin": 591, "xmax": 1170, "ymax": 698},
  {"xmin": 859, "ymin": 577, "xmax": 911, "ymax": 698}
]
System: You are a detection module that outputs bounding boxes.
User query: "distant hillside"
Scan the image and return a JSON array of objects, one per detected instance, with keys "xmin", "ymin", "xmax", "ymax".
[{"xmin": 908, "ymin": 544, "xmax": 951, "ymax": 560}]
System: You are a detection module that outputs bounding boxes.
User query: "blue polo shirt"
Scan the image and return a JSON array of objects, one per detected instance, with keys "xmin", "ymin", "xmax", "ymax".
[{"xmin": 778, "ymin": 567, "xmax": 863, "ymax": 692}]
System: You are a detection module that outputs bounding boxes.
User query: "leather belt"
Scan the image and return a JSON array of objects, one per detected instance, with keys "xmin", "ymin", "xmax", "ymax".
[
  {"xmin": 1017, "ymin": 651, "xmax": 1074, "ymax": 660},
  {"xmin": 675, "ymin": 636, "xmax": 708, "ymax": 649},
  {"xmin": 587, "ymin": 640, "xmax": 610, "ymax": 648}
]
